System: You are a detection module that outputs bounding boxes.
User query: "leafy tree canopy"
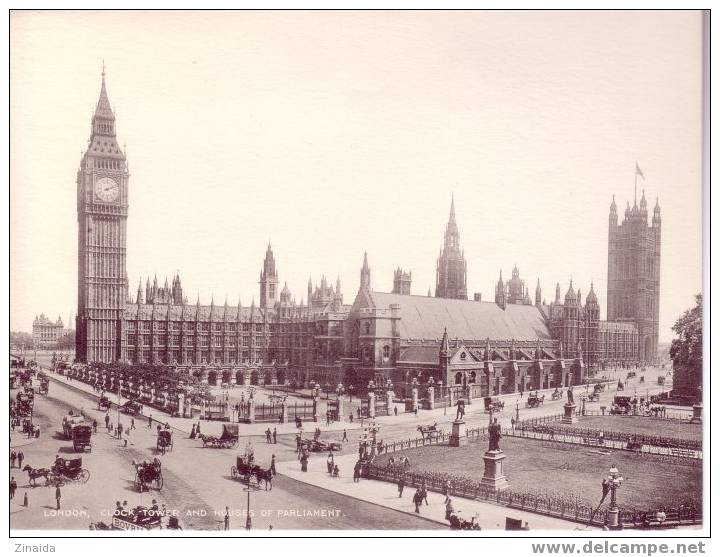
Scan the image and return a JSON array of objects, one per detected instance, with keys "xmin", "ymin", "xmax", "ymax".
[{"xmin": 669, "ymin": 293, "xmax": 702, "ymax": 370}]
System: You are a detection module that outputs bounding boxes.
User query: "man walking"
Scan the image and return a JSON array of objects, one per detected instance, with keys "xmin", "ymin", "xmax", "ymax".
[
  {"xmin": 10, "ymin": 476, "xmax": 17, "ymax": 500},
  {"xmin": 10, "ymin": 451, "xmax": 16, "ymax": 468},
  {"xmin": 270, "ymin": 454, "xmax": 277, "ymax": 476},
  {"xmin": 55, "ymin": 485, "xmax": 62, "ymax": 510},
  {"xmin": 397, "ymin": 475, "xmax": 405, "ymax": 498},
  {"xmin": 413, "ymin": 488, "xmax": 423, "ymax": 514},
  {"xmin": 148, "ymin": 414, "xmax": 153, "ymax": 428},
  {"xmin": 17, "ymin": 451, "xmax": 24, "ymax": 469},
  {"xmin": 342, "ymin": 429, "xmax": 348, "ymax": 443},
  {"xmin": 105, "ymin": 413, "xmax": 110, "ymax": 431},
  {"xmin": 265, "ymin": 428, "xmax": 272, "ymax": 444},
  {"xmin": 131, "ymin": 418, "xmax": 136, "ymax": 430},
  {"xmin": 224, "ymin": 506, "xmax": 230, "ymax": 530},
  {"xmin": 272, "ymin": 428, "xmax": 277, "ymax": 444}
]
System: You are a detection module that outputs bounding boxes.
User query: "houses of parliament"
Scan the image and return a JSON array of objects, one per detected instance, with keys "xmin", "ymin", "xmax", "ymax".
[{"xmin": 76, "ymin": 72, "xmax": 660, "ymax": 394}]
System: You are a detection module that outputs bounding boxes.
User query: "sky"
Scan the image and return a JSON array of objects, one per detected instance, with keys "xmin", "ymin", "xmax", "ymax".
[{"xmin": 10, "ymin": 10, "xmax": 704, "ymax": 342}]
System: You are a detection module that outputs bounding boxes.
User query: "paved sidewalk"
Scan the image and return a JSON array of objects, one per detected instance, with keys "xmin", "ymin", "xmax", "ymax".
[{"xmin": 279, "ymin": 452, "xmax": 595, "ymax": 531}]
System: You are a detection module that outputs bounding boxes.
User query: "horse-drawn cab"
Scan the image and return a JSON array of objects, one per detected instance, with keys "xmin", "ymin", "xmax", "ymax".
[
  {"xmin": 50, "ymin": 457, "xmax": 90, "ymax": 485},
  {"xmin": 610, "ymin": 395, "xmax": 632, "ymax": 415},
  {"xmin": 526, "ymin": 393, "xmax": 545, "ymax": 408},
  {"xmin": 484, "ymin": 396, "xmax": 505, "ymax": 413},
  {"xmin": 551, "ymin": 388, "xmax": 563, "ymax": 400},
  {"xmin": 62, "ymin": 413, "xmax": 85, "ymax": 439},
  {"xmin": 134, "ymin": 458, "xmax": 163, "ymax": 492},
  {"xmin": 157, "ymin": 430, "xmax": 173, "ymax": 454},
  {"xmin": 200, "ymin": 424, "xmax": 239, "ymax": 448},
  {"xmin": 38, "ymin": 378, "xmax": 49, "ymax": 395},
  {"xmin": 72, "ymin": 424, "xmax": 93, "ymax": 452},
  {"xmin": 121, "ymin": 400, "xmax": 143, "ymax": 416},
  {"xmin": 417, "ymin": 423, "xmax": 440, "ymax": 439},
  {"xmin": 98, "ymin": 396, "xmax": 112, "ymax": 411},
  {"xmin": 231, "ymin": 455, "xmax": 273, "ymax": 490},
  {"xmin": 302, "ymin": 438, "xmax": 342, "ymax": 452}
]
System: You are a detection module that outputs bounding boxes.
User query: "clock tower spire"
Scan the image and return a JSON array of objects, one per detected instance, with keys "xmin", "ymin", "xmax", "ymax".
[{"xmin": 76, "ymin": 67, "xmax": 129, "ymax": 363}]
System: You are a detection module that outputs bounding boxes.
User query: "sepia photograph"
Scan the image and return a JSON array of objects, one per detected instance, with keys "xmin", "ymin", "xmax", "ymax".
[{"xmin": 8, "ymin": 8, "xmax": 708, "ymax": 544}]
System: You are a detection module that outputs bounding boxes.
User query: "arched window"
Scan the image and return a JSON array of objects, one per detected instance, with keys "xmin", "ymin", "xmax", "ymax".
[
  {"xmin": 469, "ymin": 371, "xmax": 476, "ymax": 383},
  {"xmin": 382, "ymin": 345, "xmax": 390, "ymax": 360},
  {"xmin": 454, "ymin": 372, "xmax": 463, "ymax": 385}
]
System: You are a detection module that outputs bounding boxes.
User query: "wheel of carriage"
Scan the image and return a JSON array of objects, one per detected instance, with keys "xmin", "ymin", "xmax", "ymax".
[
  {"xmin": 231, "ymin": 465, "xmax": 238, "ymax": 479},
  {"xmin": 79, "ymin": 469, "xmax": 90, "ymax": 483},
  {"xmin": 231, "ymin": 439, "xmax": 239, "ymax": 449}
]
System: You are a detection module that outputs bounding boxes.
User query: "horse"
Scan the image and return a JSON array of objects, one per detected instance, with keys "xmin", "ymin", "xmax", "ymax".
[
  {"xmin": 255, "ymin": 468, "xmax": 273, "ymax": 490},
  {"xmin": 23, "ymin": 465, "xmax": 51, "ymax": 487}
]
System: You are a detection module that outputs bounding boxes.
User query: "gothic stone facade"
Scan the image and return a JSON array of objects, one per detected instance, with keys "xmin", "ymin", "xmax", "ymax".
[{"xmin": 75, "ymin": 72, "xmax": 656, "ymax": 392}]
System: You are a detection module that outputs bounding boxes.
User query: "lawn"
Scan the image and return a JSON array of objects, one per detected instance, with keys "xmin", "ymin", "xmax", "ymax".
[
  {"xmin": 374, "ymin": 436, "xmax": 702, "ymax": 510},
  {"xmin": 559, "ymin": 415, "xmax": 702, "ymax": 442}
]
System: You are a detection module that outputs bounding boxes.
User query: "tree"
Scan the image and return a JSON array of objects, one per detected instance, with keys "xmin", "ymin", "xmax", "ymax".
[{"xmin": 669, "ymin": 294, "xmax": 702, "ymax": 396}]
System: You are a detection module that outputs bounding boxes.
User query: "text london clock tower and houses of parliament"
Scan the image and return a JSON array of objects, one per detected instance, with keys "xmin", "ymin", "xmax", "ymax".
[{"xmin": 75, "ymin": 71, "xmax": 659, "ymax": 388}]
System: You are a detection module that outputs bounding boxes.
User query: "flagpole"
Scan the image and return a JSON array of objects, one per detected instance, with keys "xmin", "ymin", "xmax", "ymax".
[{"xmin": 634, "ymin": 167, "xmax": 637, "ymax": 205}]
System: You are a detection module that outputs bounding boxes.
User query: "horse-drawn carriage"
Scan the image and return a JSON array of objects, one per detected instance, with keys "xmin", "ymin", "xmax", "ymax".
[
  {"xmin": 301, "ymin": 438, "xmax": 342, "ymax": 452},
  {"xmin": 610, "ymin": 395, "xmax": 633, "ymax": 415},
  {"xmin": 72, "ymin": 424, "xmax": 93, "ymax": 452},
  {"xmin": 200, "ymin": 424, "xmax": 239, "ymax": 448},
  {"xmin": 24, "ymin": 457, "xmax": 91, "ymax": 486},
  {"xmin": 121, "ymin": 400, "xmax": 143, "ymax": 416},
  {"xmin": 593, "ymin": 382, "xmax": 606, "ymax": 393},
  {"xmin": 62, "ymin": 413, "xmax": 85, "ymax": 439},
  {"xmin": 134, "ymin": 458, "xmax": 163, "ymax": 491},
  {"xmin": 38, "ymin": 378, "xmax": 49, "ymax": 395},
  {"xmin": 157, "ymin": 430, "xmax": 173, "ymax": 454},
  {"xmin": 98, "ymin": 396, "xmax": 112, "ymax": 411},
  {"xmin": 230, "ymin": 455, "xmax": 273, "ymax": 489},
  {"xmin": 551, "ymin": 388, "xmax": 563, "ymax": 401},
  {"xmin": 417, "ymin": 423, "xmax": 440, "ymax": 439},
  {"xmin": 526, "ymin": 393, "xmax": 545, "ymax": 408},
  {"xmin": 484, "ymin": 396, "xmax": 505, "ymax": 413},
  {"xmin": 586, "ymin": 392, "xmax": 600, "ymax": 402}
]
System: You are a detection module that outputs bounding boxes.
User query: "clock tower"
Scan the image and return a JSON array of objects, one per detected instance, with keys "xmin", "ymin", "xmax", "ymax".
[{"xmin": 76, "ymin": 68, "xmax": 129, "ymax": 363}]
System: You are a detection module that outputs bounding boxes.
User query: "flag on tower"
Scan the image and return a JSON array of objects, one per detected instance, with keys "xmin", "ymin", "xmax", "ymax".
[{"xmin": 635, "ymin": 161, "xmax": 645, "ymax": 180}]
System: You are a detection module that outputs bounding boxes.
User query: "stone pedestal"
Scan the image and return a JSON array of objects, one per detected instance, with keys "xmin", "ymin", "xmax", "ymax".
[
  {"xmin": 690, "ymin": 402, "xmax": 703, "ymax": 424},
  {"xmin": 606, "ymin": 506, "xmax": 622, "ymax": 530},
  {"xmin": 449, "ymin": 419, "xmax": 467, "ymax": 447},
  {"xmin": 247, "ymin": 400, "xmax": 255, "ymax": 423},
  {"xmin": 368, "ymin": 392, "xmax": 376, "ymax": 419},
  {"xmin": 480, "ymin": 450, "xmax": 509, "ymax": 491},
  {"xmin": 411, "ymin": 388, "xmax": 419, "ymax": 412},
  {"xmin": 427, "ymin": 386, "xmax": 435, "ymax": 410},
  {"xmin": 562, "ymin": 402, "xmax": 578, "ymax": 424}
]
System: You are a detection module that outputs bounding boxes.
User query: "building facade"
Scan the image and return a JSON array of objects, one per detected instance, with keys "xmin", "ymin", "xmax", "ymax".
[
  {"xmin": 33, "ymin": 314, "xmax": 68, "ymax": 347},
  {"xmin": 607, "ymin": 192, "xmax": 661, "ymax": 362},
  {"xmin": 75, "ymin": 72, "xmax": 657, "ymax": 392}
]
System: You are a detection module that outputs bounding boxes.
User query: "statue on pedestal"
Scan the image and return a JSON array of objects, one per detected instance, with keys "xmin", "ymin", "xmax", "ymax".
[
  {"xmin": 488, "ymin": 418, "xmax": 501, "ymax": 451},
  {"xmin": 567, "ymin": 386, "xmax": 574, "ymax": 405}
]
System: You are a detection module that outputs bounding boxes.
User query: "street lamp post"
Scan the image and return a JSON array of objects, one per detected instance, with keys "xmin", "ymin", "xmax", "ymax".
[
  {"xmin": 605, "ymin": 465, "xmax": 624, "ymax": 530},
  {"xmin": 244, "ymin": 486, "xmax": 252, "ymax": 530}
]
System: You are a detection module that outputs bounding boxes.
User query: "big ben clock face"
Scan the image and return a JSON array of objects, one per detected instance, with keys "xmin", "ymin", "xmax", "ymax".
[{"xmin": 94, "ymin": 176, "xmax": 119, "ymax": 203}]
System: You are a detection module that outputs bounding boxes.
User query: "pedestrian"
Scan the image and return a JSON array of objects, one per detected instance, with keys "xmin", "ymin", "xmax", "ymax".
[
  {"xmin": 93, "ymin": 420, "xmax": 98, "ymax": 433},
  {"xmin": 10, "ymin": 477, "xmax": 17, "ymax": 500},
  {"xmin": 124, "ymin": 428, "xmax": 130, "ymax": 447},
  {"xmin": 18, "ymin": 451, "xmax": 24, "ymax": 469},
  {"xmin": 421, "ymin": 480, "xmax": 429, "ymax": 505},
  {"xmin": 353, "ymin": 461, "xmax": 361, "ymax": 483},
  {"xmin": 349, "ymin": 414, "xmax": 354, "ymax": 423},
  {"xmin": 270, "ymin": 454, "xmax": 277, "ymax": 476},
  {"xmin": 224, "ymin": 506, "xmax": 230, "ymax": 530},
  {"xmin": 10, "ymin": 451, "xmax": 17, "ymax": 468},
  {"xmin": 196, "ymin": 423, "xmax": 201, "ymax": 435},
  {"xmin": 295, "ymin": 434, "xmax": 301, "ymax": 453},
  {"xmin": 273, "ymin": 428, "xmax": 277, "ymax": 444},
  {"xmin": 148, "ymin": 414, "xmax": 153, "ymax": 428},
  {"xmin": 105, "ymin": 414, "xmax": 110, "ymax": 429},
  {"xmin": 445, "ymin": 498, "xmax": 454, "ymax": 520},
  {"xmin": 190, "ymin": 424, "xmax": 197, "ymax": 439},
  {"xmin": 300, "ymin": 452, "xmax": 308, "ymax": 472},
  {"xmin": 342, "ymin": 429, "xmax": 348, "ymax": 442},
  {"xmin": 118, "ymin": 423, "xmax": 123, "ymax": 440},
  {"xmin": 131, "ymin": 418, "xmax": 136, "ymax": 430},
  {"xmin": 398, "ymin": 475, "xmax": 405, "ymax": 498},
  {"xmin": 394, "ymin": 406, "xmax": 398, "ymax": 416},
  {"xmin": 510, "ymin": 417, "xmax": 516, "ymax": 430},
  {"xmin": 444, "ymin": 479, "xmax": 452, "ymax": 503},
  {"xmin": 55, "ymin": 485, "xmax": 61, "ymax": 510},
  {"xmin": 326, "ymin": 452, "xmax": 334, "ymax": 474},
  {"xmin": 414, "ymin": 406, "xmax": 418, "ymax": 417},
  {"xmin": 413, "ymin": 489, "xmax": 422, "ymax": 514},
  {"xmin": 265, "ymin": 428, "xmax": 272, "ymax": 444}
]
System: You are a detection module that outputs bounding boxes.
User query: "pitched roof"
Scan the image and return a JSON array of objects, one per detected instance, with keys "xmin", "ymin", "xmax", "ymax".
[
  {"xmin": 365, "ymin": 291, "xmax": 551, "ymax": 341},
  {"xmin": 398, "ymin": 346, "xmax": 440, "ymax": 364}
]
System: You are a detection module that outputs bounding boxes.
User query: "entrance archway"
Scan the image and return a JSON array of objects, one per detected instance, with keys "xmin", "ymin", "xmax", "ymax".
[{"xmin": 250, "ymin": 369, "xmax": 259, "ymax": 385}]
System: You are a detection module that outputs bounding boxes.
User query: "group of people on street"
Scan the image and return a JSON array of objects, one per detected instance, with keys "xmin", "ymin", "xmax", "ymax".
[
  {"xmin": 265, "ymin": 428, "xmax": 278, "ymax": 444},
  {"xmin": 10, "ymin": 450, "xmax": 25, "ymax": 469}
]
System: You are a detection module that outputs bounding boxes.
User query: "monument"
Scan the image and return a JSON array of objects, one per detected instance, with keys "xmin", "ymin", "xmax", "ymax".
[
  {"xmin": 480, "ymin": 417, "xmax": 509, "ymax": 491},
  {"xmin": 449, "ymin": 418, "xmax": 467, "ymax": 447},
  {"xmin": 563, "ymin": 386, "xmax": 578, "ymax": 424}
]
